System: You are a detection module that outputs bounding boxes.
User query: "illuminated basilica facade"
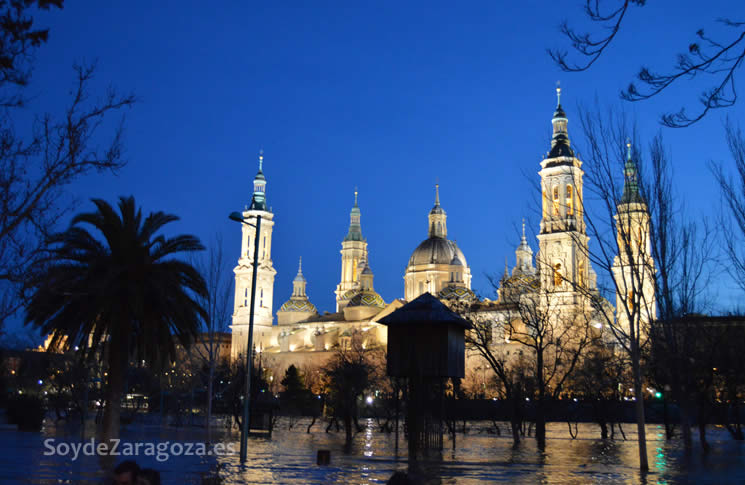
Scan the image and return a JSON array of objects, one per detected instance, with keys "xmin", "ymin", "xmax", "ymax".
[{"xmin": 229, "ymin": 88, "xmax": 655, "ymax": 373}]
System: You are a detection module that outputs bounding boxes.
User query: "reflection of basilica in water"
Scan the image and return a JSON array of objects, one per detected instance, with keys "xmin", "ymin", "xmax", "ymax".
[{"xmin": 229, "ymin": 88, "xmax": 656, "ymax": 373}]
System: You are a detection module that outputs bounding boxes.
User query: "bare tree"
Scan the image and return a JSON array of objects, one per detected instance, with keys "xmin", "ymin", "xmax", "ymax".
[
  {"xmin": 551, "ymin": 1, "xmax": 745, "ymax": 127},
  {"xmin": 0, "ymin": 1, "xmax": 135, "ymax": 330},
  {"xmin": 188, "ymin": 235, "xmax": 232, "ymax": 436},
  {"xmin": 712, "ymin": 120, "xmax": 745, "ymax": 293},
  {"xmin": 464, "ymin": 302, "xmax": 525, "ymax": 444},
  {"xmin": 574, "ymin": 106, "xmax": 713, "ymax": 465},
  {"xmin": 504, "ymin": 287, "xmax": 595, "ymax": 448}
]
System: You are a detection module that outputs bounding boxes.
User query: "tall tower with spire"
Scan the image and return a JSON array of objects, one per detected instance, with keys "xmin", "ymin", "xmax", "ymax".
[
  {"xmin": 231, "ymin": 150, "xmax": 277, "ymax": 361},
  {"xmin": 612, "ymin": 142, "xmax": 656, "ymax": 334},
  {"xmin": 536, "ymin": 85, "xmax": 593, "ymax": 302},
  {"xmin": 335, "ymin": 189, "xmax": 368, "ymax": 311}
]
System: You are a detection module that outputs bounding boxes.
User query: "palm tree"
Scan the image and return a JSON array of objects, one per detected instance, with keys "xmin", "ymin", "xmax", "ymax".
[{"xmin": 25, "ymin": 196, "xmax": 208, "ymax": 442}]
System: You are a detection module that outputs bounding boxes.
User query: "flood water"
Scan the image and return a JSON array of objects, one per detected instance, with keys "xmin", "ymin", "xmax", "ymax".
[{"xmin": 2, "ymin": 417, "xmax": 744, "ymax": 484}]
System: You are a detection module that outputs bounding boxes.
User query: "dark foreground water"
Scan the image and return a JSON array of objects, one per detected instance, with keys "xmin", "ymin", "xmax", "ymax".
[{"xmin": 1, "ymin": 417, "xmax": 744, "ymax": 484}]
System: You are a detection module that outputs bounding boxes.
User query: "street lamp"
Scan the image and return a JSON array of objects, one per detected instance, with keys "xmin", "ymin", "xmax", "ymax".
[{"xmin": 228, "ymin": 211, "xmax": 262, "ymax": 463}]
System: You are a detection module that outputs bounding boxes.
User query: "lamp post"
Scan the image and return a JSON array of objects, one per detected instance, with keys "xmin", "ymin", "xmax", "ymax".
[{"xmin": 229, "ymin": 211, "xmax": 262, "ymax": 463}]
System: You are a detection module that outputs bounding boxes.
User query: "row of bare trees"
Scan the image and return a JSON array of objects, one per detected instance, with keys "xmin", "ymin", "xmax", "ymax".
[{"xmin": 463, "ymin": 108, "xmax": 745, "ymax": 471}]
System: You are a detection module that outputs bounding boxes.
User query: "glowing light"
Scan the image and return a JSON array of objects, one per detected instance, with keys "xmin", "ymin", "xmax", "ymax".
[{"xmin": 366, "ymin": 396, "xmax": 373, "ymax": 404}]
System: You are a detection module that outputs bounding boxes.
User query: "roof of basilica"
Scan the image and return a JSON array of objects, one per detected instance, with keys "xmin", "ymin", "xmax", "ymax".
[
  {"xmin": 408, "ymin": 237, "xmax": 468, "ymax": 267},
  {"xmin": 347, "ymin": 290, "xmax": 386, "ymax": 309}
]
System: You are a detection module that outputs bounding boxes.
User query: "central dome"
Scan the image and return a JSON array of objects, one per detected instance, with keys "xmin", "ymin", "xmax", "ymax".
[{"xmin": 408, "ymin": 237, "xmax": 468, "ymax": 267}]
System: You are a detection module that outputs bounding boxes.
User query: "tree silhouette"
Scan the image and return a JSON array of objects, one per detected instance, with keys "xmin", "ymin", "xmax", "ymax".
[
  {"xmin": 25, "ymin": 196, "xmax": 207, "ymax": 443},
  {"xmin": 551, "ymin": 1, "xmax": 745, "ymax": 127}
]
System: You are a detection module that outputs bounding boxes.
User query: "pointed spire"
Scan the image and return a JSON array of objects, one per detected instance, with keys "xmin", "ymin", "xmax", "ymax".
[
  {"xmin": 344, "ymin": 188, "xmax": 364, "ymax": 242},
  {"xmin": 548, "ymin": 83, "xmax": 573, "ymax": 159},
  {"xmin": 292, "ymin": 256, "xmax": 307, "ymax": 296},
  {"xmin": 249, "ymin": 149, "xmax": 268, "ymax": 211},
  {"xmin": 626, "ymin": 139, "xmax": 632, "ymax": 161},
  {"xmin": 521, "ymin": 218, "xmax": 527, "ymax": 242},
  {"xmin": 428, "ymin": 183, "xmax": 447, "ymax": 237},
  {"xmin": 621, "ymin": 139, "xmax": 643, "ymax": 204}
]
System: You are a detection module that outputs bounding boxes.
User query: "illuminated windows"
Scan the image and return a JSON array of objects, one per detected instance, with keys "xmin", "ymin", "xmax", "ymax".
[
  {"xmin": 552, "ymin": 186, "xmax": 560, "ymax": 216},
  {"xmin": 566, "ymin": 185, "xmax": 574, "ymax": 215}
]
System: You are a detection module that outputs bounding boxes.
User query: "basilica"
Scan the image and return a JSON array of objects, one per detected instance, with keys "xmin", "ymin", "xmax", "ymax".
[{"xmin": 229, "ymin": 88, "xmax": 656, "ymax": 373}]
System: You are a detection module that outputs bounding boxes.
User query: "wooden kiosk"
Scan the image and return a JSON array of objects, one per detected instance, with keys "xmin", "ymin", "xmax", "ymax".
[{"xmin": 379, "ymin": 292, "xmax": 471, "ymax": 458}]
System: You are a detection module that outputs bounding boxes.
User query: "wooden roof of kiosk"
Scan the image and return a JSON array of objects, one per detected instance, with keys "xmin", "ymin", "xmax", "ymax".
[{"xmin": 378, "ymin": 292, "xmax": 472, "ymax": 379}]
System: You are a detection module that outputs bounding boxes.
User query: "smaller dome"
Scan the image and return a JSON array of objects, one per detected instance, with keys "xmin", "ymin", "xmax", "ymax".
[
  {"xmin": 279, "ymin": 298, "xmax": 318, "ymax": 313},
  {"xmin": 361, "ymin": 264, "xmax": 373, "ymax": 275},
  {"xmin": 450, "ymin": 254, "xmax": 463, "ymax": 266},
  {"xmin": 347, "ymin": 290, "xmax": 385, "ymax": 309},
  {"xmin": 438, "ymin": 285, "xmax": 475, "ymax": 302}
]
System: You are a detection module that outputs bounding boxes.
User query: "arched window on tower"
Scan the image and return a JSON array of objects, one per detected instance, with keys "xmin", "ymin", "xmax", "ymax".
[
  {"xmin": 437, "ymin": 221, "xmax": 442, "ymax": 234},
  {"xmin": 419, "ymin": 281, "xmax": 424, "ymax": 295},
  {"xmin": 566, "ymin": 185, "xmax": 574, "ymax": 215},
  {"xmin": 627, "ymin": 290, "xmax": 634, "ymax": 313},
  {"xmin": 243, "ymin": 288, "xmax": 248, "ymax": 307},
  {"xmin": 542, "ymin": 188, "xmax": 548, "ymax": 219},
  {"xmin": 260, "ymin": 288, "xmax": 264, "ymax": 307},
  {"xmin": 552, "ymin": 186, "xmax": 560, "ymax": 216}
]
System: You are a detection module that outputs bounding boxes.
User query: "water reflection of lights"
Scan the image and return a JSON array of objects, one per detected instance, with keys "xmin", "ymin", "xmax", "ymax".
[
  {"xmin": 364, "ymin": 418, "xmax": 374, "ymax": 457},
  {"xmin": 654, "ymin": 425, "xmax": 668, "ymax": 480}
]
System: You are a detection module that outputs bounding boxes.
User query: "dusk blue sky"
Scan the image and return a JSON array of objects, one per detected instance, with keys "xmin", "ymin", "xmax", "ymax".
[{"xmin": 11, "ymin": 1, "xmax": 743, "ymax": 338}]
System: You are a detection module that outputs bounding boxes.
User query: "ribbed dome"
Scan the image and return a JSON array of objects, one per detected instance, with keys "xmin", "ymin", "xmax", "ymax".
[
  {"xmin": 279, "ymin": 298, "xmax": 318, "ymax": 313},
  {"xmin": 408, "ymin": 237, "xmax": 468, "ymax": 267},
  {"xmin": 347, "ymin": 290, "xmax": 385, "ymax": 308}
]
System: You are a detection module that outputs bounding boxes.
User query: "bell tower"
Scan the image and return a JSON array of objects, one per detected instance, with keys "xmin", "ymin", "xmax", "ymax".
[
  {"xmin": 536, "ymin": 86, "xmax": 592, "ymax": 300},
  {"xmin": 231, "ymin": 150, "xmax": 277, "ymax": 361},
  {"xmin": 335, "ymin": 189, "xmax": 368, "ymax": 311},
  {"xmin": 612, "ymin": 142, "xmax": 656, "ymax": 334}
]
